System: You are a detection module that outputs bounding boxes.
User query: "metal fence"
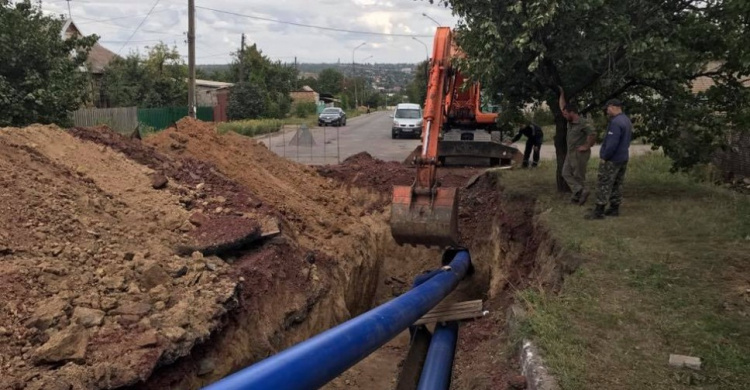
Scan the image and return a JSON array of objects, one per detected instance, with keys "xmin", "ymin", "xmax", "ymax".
[
  {"xmin": 259, "ymin": 124, "xmax": 341, "ymax": 165},
  {"xmin": 138, "ymin": 106, "xmax": 214, "ymax": 130},
  {"xmin": 71, "ymin": 106, "xmax": 138, "ymax": 134}
]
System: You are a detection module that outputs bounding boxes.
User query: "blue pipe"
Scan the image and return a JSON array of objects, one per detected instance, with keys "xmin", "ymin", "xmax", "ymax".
[
  {"xmin": 417, "ymin": 321, "xmax": 459, "ymax": 390},
  {"xmin": 203, "ymin": 250, "xmax": 471, "ymax": 390}
]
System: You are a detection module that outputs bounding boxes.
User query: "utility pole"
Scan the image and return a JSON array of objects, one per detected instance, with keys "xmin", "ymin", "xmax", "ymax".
[
  {"xmin": 187, "ymin": 0, "xmax": 196, "ymax": 118},
  {"xmin": 294, "ymin": 56, "xmax": 298, "ymax": 90},
  {"xmin": 66, "ymin": 0, "xmax": 72, "ymax": 19},
  {"xmin": 239, "ymin": 33, "xmax": 245, "ymax": 82}
]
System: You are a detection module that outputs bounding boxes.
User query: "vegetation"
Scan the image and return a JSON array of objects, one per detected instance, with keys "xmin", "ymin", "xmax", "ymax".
[
  {"xmin": 102, "ymin": 43, "xmax": 187, "ymax": 108},
  {"xmin": 293, "ymin": 102, "xmax": 318, "ymax": 118},
  {"xmin": 0, "ymin": 0, "xmax": 97, "ymax": 127},
  {"xmin": 435, "ymin": 0, "xmax": 750, "ymax": 190},
  {"xmin": 406, "ymin": 60, "xmax": 428, "ymax": 106},
  {"xmin": 227, "ymin": 81, "xmax": 266, "ymax": 120},
  {"xmin": 500, "ymin": 153, "xmax": 750, "ymax": 389},
  {"xmin": 218, "ymin": 118, "xmax": 284, "ymax": 137}
]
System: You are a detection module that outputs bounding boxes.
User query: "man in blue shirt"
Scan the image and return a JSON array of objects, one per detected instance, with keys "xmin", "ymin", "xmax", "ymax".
[{"xmin": 586, "ymin": 99, "xmax": 632, "ymax": 220}]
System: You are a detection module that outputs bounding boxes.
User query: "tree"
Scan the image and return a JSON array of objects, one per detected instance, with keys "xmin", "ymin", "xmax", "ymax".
[
  {"xmin": 433, "ymin": 0, "xmax": 750, "ymax": 190},
  {"xmin": 230, "ymin": 44, "xmax": 296, "ymax": 118},
  {"xmin": 0, "ymin": 0, "xmax": 97, "ymax": 127},
  {"xmin": 227, "ymin": 81, "xmax": 266, "ymax": 120},
  {"xmin": 317, "ymin": 68, "xmax": 344, "ymax": 95},
  {"xmin": 102, "ymin": 43, "xmax": 187, "ymax": 108},
  {"xmin": 406, "ymin": 60, "xmax": 429, "ymax": 105}
]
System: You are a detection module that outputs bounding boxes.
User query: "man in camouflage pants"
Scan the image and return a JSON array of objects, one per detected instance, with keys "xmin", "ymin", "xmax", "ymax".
[
  {"xmin": 586, "ymin": 99, "xmax": 632, "ymax": 219},
  {"xmin": 558, "ymin": 88, "xmax": 596, "ymax": 204}
]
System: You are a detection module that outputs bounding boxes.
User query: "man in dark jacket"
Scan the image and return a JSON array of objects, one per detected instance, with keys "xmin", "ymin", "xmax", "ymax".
[
  {"xmin": 506, "ymin": 123, "xmax": 544, "ymax": 167},
  {"xmin": 586, "ymin": 99, "xmax": 632, "ymax": 220}
]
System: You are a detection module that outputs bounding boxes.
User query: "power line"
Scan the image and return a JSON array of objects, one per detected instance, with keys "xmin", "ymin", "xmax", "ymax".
[
  {"xmin": 77, "ymin": 8, "xmax": 175, "ymax": 25},
  {"xmin": 195, "ymin": 6, "xmax": 433, "ymax": 38},
  {"xmin": 117, "ymin": 0, "xmax": 162, "ymax": 55}
]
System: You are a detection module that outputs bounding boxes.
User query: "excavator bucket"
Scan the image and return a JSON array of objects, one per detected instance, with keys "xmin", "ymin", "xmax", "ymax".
[{"xmin": 390, "ymin": 185, "xmax": 460, "ymax": 247}]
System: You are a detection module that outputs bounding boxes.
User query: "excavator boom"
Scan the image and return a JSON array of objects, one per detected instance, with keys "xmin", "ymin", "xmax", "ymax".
[{"xmin": 391, "ymin": 27, "xmax": 460, "ymax": 247}]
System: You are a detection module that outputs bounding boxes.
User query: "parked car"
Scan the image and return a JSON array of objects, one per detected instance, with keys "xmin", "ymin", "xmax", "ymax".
[
  {"xmin": 318, "ymin": 107, "xmax": 346, "ymax": 127},
  {"xmin": 391, "ymin": 103, "xmax": 423, "ymax": 139}
]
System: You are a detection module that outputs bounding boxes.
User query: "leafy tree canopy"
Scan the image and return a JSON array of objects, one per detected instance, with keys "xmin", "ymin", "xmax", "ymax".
[
  {"xmin": 432, "ymin": 0, "xmax": 750, "ymax": 174},
  {"xmin": 0, "ymin": 0, "xmax": 97, "ymax": 127}
]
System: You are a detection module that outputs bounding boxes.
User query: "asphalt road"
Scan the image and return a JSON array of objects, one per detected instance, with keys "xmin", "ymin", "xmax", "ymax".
[
  {"xmin": 257, "ymin": 111, "xmax": 655, "ymax": 165},
  {"xmin": 258, "ymin": 111, "xmax": 420, "ymax": 164}
]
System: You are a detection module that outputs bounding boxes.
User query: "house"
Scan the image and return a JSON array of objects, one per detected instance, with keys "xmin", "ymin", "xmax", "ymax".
[
  {"xmin": 61, "ymin": 19, "xmax": 117, "ymax": 107},
  {"xmin": 195, "ymin": 79, "xmax": 234, "ymax": 123},
  {"xmin": 290, "ymin": 85, "xmax": 319, "ymax": 105}
]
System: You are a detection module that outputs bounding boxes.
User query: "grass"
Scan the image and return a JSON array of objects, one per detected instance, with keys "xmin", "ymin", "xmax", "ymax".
[
  {"xmin": 217, "ymin": 109, "xmax": 364, "ymax": 138},
  {"xmin": 502, "ymin": 152, "xmax": 750, "ymax": 389}
]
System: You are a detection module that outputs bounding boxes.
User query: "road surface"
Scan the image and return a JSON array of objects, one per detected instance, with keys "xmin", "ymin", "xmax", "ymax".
[{"xmin": 256, "ymin": 111, "xmax": 655, "ymax": 165}]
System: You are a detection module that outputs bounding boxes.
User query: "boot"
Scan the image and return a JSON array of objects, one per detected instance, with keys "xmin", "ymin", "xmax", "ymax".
[
  {"xmin": 584, "ymin": 204, "xmax": 605, "ymax": 220},
  {"xmin": 571, "ymin": 190, "xmax": 581, "ymax": 204},
  {"xmin": 604, "ymin": 204, "xmax": 620, "ymax": 216},
  {"xmin": 578, "ymin": 189, "xmax": 590, "ymax": 206}
]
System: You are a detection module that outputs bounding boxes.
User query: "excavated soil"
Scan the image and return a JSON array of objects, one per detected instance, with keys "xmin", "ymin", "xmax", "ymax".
[
  {"xmin": 1, "ymin": 118, "xmax": 560, "ymax": 390},
  {"xmin": 0, "ymin": 126, "xmax": 239, "ymax": 390}
]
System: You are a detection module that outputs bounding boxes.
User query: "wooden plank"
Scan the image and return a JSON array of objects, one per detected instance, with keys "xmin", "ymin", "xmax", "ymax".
[{"xmin": 413, "ymin": 300, "xmax": 485, "ymax": 326}]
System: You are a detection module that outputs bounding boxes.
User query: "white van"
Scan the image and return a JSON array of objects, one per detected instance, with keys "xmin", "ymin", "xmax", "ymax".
[{"xmin": 391, "ymin": 103, "xmax": 423, "ymax": 139}]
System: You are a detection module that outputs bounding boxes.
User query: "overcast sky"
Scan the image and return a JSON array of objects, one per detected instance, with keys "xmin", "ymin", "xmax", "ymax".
[{"xmin": 40, "ymin": 0, "xmax": 459, "ymax": 65}]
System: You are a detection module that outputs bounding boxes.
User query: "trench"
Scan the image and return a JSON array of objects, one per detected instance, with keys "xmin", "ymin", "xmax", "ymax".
[{"xmin": 128, "ymin": 171, "xmax": 567, "ymax": 390}]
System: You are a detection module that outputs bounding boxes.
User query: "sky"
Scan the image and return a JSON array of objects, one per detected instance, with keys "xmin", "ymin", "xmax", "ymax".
[{"xmin": 40, "ymin": 0, "xmax": 460, "ymax": 65}]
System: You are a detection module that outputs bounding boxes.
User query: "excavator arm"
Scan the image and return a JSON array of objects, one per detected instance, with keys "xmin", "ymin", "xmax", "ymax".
[{"xmin": 390, "ymin": 27, "xmax": 460, "ymax": 247}]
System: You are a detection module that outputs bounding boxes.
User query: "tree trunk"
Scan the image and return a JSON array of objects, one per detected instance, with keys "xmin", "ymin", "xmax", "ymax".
[{"xmin": 550, "ymin": 101, "xmax": 570, "ymax": 193}]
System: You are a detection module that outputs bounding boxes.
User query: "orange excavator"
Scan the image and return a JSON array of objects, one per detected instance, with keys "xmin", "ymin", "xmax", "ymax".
[{"xmin": 391, "ymin": 27, "xmax": 519, "ymax": 247}]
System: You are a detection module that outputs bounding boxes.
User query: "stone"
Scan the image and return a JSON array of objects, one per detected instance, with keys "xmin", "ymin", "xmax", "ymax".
[
  {"xmin": 27, "ymin": 297, "xmax": 69, "ymax": 331},
  {"xmin": 33, "ymin": 324, "xmax": 88, "ymax": 364},
  {"xmin": 72, "ymin": 307, "xmax": 105, "ymax": 328},
  {"xmin": 172, "ymin": 265, "xmax": 189, "ymax": 278},
  {"xmin": 116, "ymin": 315, "xmax": 141, "ymax": 327},
  {"xmin": 101, "ymin": 276, "xmax": 125, "ymax": 291},
  {"xmin": 669, "ymin": 354, "xmax": 701, "ymax": 370},
  {"xmin": 151, "ymin": 173, "xmax": 168, "ymax": 189},
  {"xmin": 162, "ymin": 326, "xmax": 186, "ymax": 342},
  {"xmin": 206, "ymin": 262, "xmax": 217, "ymax": 272},
  {"xmin": 135, "ymin": 329, "xmax": 159, "ymax": 347},
  {"xmin": 508, "ymin": 375, "xmax": 527, "ymax": 389},
  {"xmin": 197, "ymin": 358, "xmax": 216, "ymax": 376},
  {"xmin": 123, "ymin": 252, "xmax": 136, "ymax": 261},
  {"xmin": 111, "ymin": 302, "xmax": 152, "ymax": 317},
  {"xmin": 188, "ymin": 212, "xmax": 208, "ymax": 227},
  {"xmin": 139, "ymin": 264, "xmax": 171, "ymax": 290},
  {"xmin": 191, "ymin": 251, "xmax": 204, "ymax": 260},
  {"xmin": 0, "ymin": 326, "xmax": 11, "ymax": 336}
]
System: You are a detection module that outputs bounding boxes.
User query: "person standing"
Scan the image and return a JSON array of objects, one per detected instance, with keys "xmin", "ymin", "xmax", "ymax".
[
  {"xmin": 505, "ymin": 122, "xmax": 544, "ymax": 167},
  {"xmin": 559, "ymin": 88, "xmax": 596, "ymax": 204},
  {"xmin": 586, "ymin": 99, "xmax": 633, "ymax": 220}
]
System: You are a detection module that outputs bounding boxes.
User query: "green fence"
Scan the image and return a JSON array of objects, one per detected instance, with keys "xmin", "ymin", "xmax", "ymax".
[{"xmin": 137, "ymin": 106, "xmax": 214, "ymax": 130}]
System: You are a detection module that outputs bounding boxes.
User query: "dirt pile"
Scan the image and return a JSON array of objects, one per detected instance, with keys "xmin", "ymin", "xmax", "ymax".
[
  {"xmin": 146, "ymin": 119, "xmax": 386, "ymax": 260},
  {"xmin": 0, "ymin": 126, "xmax": 239, "ymax": 389}
]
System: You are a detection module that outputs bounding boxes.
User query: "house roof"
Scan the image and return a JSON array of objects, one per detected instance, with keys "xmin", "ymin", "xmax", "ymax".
[
  {"xmin": 61, "ymin": 19, "xmax": 117, "ymax": 74},
  {"xmin": 195, "ymin": 79, "xmax": 234, "ymax": 89}
]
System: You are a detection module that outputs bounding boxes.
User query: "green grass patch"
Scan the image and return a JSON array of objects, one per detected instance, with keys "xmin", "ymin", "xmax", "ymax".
[
  {"xmin": 217, "ymin": 118, "xmax": 285, "ymax": 137},
  {"xmin": 505, "ymin": 152, "xmax": 750, "ymax": 389}
]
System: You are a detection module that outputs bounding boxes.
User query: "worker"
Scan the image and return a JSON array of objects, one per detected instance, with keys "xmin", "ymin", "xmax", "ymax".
[
  {"xmin": 559, "ymin": 87, "xmax": 596, "ymax": 205},
  {"xmin": 586, "ymin": 99, "xmax": 633, "ymax": 219},
  {"xmin": 505, "ymin": 122, "xmax": 544, "ymax": 168}
]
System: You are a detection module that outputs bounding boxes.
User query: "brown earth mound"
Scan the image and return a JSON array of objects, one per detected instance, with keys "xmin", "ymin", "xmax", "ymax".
[
  {"xmin": 0, "ymin": 126, "xmax": 238, "ymax": 389},
  {"xmin": 145, "ymin": 118, "xmax": 386, "ymax": 260}
]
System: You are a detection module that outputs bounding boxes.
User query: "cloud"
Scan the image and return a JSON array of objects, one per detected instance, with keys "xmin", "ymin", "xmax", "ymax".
[{"xmin": 42, "ymin": 0, "xmax": 459, "ymax": 64}]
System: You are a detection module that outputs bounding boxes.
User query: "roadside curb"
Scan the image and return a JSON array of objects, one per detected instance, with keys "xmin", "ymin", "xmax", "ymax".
[
  {"xmin": 507, "ymin": 304, "xmax": 560, "ymax": 390},
  {"xmin": 520, "ymin": 339, "xmax": 560, "ymax": 390}
]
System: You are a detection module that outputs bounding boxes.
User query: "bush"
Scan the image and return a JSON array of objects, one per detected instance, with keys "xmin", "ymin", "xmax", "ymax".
[
  {"xmin": 525, "ymin": 108, "xmax": 555, "ymax": 127},
  {"xmin": 293, "ymin": 102, "xmax": 317, "ymax": 118},
  {"xmin": 218, "ymin": 119, "xmax": 283, "ymax": 137},
  {"xmin": 227, "ymin": 82, "xmax": 266, "ymax": 120}
]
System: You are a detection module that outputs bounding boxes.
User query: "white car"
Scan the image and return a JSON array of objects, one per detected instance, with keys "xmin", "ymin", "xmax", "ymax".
[{"xmin": 390, "ymin": 103, "xmax": 423, "ymax": 139}]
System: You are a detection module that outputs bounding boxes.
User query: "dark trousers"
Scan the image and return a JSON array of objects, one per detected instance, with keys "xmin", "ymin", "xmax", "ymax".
[{"xmin": 522, "ymin": 140, "xmax": 542, "ymax": 167}]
